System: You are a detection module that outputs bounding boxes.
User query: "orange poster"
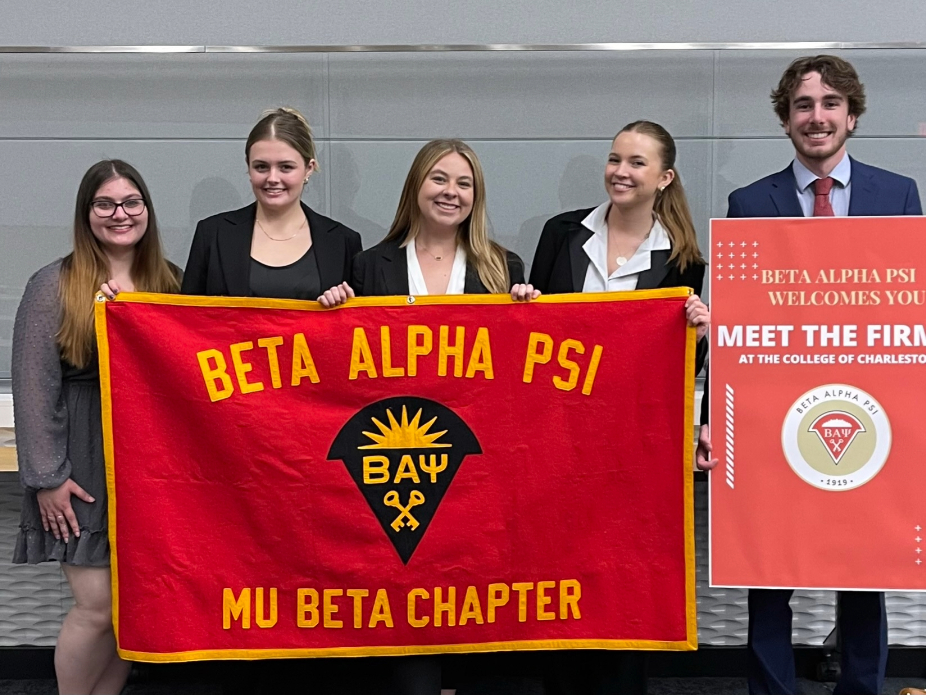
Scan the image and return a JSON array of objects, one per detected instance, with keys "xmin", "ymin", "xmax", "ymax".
[{"xmin": 709, "ymin": 217, "xmax": 926, "ymax": 591}]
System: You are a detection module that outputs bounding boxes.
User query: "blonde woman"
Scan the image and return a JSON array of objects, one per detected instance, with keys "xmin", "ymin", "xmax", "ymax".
[
  {"xmin": 320, "ymin": 139, "xmax": 525, "ymax": 694},
  {"xmin": 13, "ymin": 160, "xmax": 180, "ymax": 693},
  {"xmin": 104, "ymin": 109, "xmax": 360, "ymax": 305},
  {"xmin": 319, "ymin": 138, "xmax": 524, "ymax": 307},
  {"xmin": 181, "ymin": 107, "xmax": 360, "ymax": 299}
]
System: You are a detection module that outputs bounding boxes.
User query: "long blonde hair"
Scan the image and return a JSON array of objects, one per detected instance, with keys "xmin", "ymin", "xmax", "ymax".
[
  {"xmin": 384, "ymin": 139, "xmax": 509, "ymax": 293},
  {"xmin": 617, "ymin": 121, "xmax": 705, "ymax": 272},
  {"xmin": 58, "ymin": 160, "xmax": 180, "ymax": 367}
]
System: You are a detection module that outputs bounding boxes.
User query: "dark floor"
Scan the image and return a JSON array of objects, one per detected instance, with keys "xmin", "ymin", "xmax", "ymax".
[{"xmin": 1, "ymin": 678, "xmax": 925, "ymax": 694}]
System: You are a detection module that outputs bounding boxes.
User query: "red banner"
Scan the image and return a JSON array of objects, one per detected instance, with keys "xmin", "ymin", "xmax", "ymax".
[
  {"xmin": 96, "ymin": 291, "xmax": 697, "ymax": 661},
  {"xmin": 709, "ymin": 217, "xmax": 926, "ymax": 591}
]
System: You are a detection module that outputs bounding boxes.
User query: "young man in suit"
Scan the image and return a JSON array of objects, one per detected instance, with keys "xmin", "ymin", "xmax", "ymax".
[{"xmin": 699, "ymin": 55, "xmax": 922, "ymax": 695}]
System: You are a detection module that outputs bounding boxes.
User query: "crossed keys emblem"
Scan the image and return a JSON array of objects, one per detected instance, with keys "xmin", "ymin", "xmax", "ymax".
[{"xmin": 383, "ymin": 490, "xmax": 425, "ymax": 532}]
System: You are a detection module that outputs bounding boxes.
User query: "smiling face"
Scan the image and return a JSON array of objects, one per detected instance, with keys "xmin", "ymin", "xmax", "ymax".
[
  {"xmin": 784, "ymin": 71, "xmax": 856, "ymax": 171},
  {"xmin": 416, "ymin": 153, "xmax": 475, "ymax": 232},
  {"xmin": 604, "ymin": 131, "xmax": 674, "ymax": 211},
  {"xmin": 247, "ymin": 138, "xmax": 314, "ymax": 212},
  {"xmin": 88, "ymin": 177, "xmax": 148, "ymax": 252}
]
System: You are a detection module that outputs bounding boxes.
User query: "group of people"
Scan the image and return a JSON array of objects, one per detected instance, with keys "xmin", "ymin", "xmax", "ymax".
[{"xmin": 10, "ymin": 53, "xmax": 921, "ymax": 695}]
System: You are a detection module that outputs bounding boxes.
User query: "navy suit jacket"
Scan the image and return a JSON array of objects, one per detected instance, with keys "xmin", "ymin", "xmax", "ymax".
[
  {"xmin": 727, "ymin": 157, "xmax": 921, "ymax": 219},
  {"xmin": 701, "ymin": 158, "xmax": 922, "ymax": 424}
]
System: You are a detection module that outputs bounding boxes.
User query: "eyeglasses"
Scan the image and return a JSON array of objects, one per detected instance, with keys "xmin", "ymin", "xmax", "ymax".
[{"xmin": 91, "ymin": 199, "xmax": 147, "ymax": 218}]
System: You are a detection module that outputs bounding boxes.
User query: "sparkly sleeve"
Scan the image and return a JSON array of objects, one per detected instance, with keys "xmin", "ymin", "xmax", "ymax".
[{"xmin": 11, "ymin": 261, "xmax": 72, "ymax": 491}]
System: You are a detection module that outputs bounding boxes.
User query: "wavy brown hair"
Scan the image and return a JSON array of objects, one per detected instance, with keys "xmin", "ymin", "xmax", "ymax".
[
  {"xmin": 384, "ymin": 139, "xmax": 510, "ymax": 293},
  {"xmin": 771, "ymin": 55, "xmax": 866, "ymax": 134},
  {"xmin": 58, "ymin": 160, "xmax": 179, "ymax": 367},
  {"xmin": 617, "ymin": 121, "xmax": 704, "ymax": 272}
]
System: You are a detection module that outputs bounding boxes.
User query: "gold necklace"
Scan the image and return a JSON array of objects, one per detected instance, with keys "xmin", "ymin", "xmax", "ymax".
[
  {"xmin": 256, "ymin": 216, "xmax": 306, "ymax": 242},
  {"xmin": 418, "ymin": 243, "xmax": 454, "ymax": 262}
]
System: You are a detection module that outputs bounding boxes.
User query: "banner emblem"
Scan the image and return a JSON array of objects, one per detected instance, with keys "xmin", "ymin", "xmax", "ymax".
[
  {"xmin": 808, "ymin": 411, "xmax": 865, "ymax": 464},
  {"xmin": 781, "ymin": 384, "xmax": 892, "ymax": 491},
  {"xmin": 328, "ymin": 396, "xmax": 482, "ymax": 563}
]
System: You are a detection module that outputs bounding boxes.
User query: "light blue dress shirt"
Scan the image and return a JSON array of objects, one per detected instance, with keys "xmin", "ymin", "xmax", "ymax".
[{"xmin": 792, "ymin": 153, "xmax": 852, "ymax": 217}]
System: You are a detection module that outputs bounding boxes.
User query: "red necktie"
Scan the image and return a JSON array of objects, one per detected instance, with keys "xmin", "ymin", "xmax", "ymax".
[{"xmin": 813, "ymin": 177, "xmax": 835, "ymax": 217}]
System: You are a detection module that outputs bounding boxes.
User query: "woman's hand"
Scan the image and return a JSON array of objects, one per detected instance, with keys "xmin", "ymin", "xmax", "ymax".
[
  {"xmin": 318, "ymin": 282, "xmax": 355, "ymax": 308},
  {"xmin": 696, "ymin": 424, "xmax": 719, "ymax": 471},
  {"xmin": 36, "ymin": 479, "xmax": 95, "ymax": 542},
  {"xmin": 510, "ymin": 284, "xmax": 541, "ymax": 302},
  {"xmin": 100, "ymin": 279, "xmax": 122, "ymax": 301},
  {"xmin": 685, "ymin": 295, "xmax": 710, "ymax": 341}
]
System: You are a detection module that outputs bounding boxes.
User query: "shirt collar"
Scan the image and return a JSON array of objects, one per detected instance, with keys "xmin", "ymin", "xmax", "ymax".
[
  {"xmin": 641, "ymin": 218, "xmax": 671, "ymax": 252},
  {"xmin": 581, "ymin": 202, "xmax": 672, "ymax": 252},
  {"xmin": 792, "ymin": 152, "xmax": 852, "ymax": 193},
  {"xmin": 581, "ymin": 201, "xmax": 610, "ymax": 236},
  {"xmin": 581, "ymin": 202, "xmax": 671, "ymax": 281}
]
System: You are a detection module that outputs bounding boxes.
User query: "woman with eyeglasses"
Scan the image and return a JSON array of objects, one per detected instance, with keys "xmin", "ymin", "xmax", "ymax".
[{"xmin": 12, "ymin": 160, "xmax": 180, "ymax": 694}]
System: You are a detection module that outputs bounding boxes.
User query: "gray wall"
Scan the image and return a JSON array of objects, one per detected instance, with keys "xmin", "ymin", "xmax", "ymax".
[
  {"xmin": 2, "ymin": 48, "xmax": 926, "ymax": 376},
  {"xmin": 5, "ymin": 0, "xmax": 926, "ymax": 44},
  {"xmin": 4, "ymin": 7, "xmax": 926, "ymax": 652}
]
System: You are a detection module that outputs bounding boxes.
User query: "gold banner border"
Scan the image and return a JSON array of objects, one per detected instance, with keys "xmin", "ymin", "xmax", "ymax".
[{"xmin": 94, "ymin": 288, "xmax": 698, "ymax": 658}]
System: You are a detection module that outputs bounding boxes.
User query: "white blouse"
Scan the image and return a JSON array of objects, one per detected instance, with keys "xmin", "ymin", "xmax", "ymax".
[
  {"xmin": 406, "ymin": 237, "xmax": 468, "ymax": 295},
  {"xmin": 580, "ymin": 201, "xmax": 671, "ymax": 292}
]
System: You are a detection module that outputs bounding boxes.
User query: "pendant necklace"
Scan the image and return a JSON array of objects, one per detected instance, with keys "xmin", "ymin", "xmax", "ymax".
[
  {"xmin": 614, "ymin": 228, "xmax": 652, "ymax": 268},
  {"xmin": 419, "ymin": 244, "xmax": 453, "ymax": 262}
]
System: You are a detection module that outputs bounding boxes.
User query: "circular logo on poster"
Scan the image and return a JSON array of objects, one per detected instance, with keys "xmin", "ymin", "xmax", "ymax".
[{"xmin": 781, "ymin": 384, "xmax": 891, "ymax": 491}]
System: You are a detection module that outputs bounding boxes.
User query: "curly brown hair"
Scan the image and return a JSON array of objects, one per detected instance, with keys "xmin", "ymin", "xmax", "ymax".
[{"xmin": 770, "ymin": 55, "xmax": 866, "ymax": 133}]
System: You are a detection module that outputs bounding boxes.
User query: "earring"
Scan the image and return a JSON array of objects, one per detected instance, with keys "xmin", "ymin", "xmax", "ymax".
[
  {"xmin": 658, "ymin": 186, "xmax": 666, "ymax": 192},
  {"xmin": 304, "ymin": 177, "xmax": 310, "ymax": 184}
]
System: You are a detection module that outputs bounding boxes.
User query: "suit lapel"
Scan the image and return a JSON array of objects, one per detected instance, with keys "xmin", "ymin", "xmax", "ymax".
[
  {"xmin": 305, "ymin": 204, "xmax": 341, "ymax": 291},
  {"xmin": 216, "ymin": 204, "xmax": 256, "ymax": 296},
  {"xmin": 567, "ymin": 224, "xmax": 594, "ymax": 292},
  {"xmin": 847, "ymin": 158, "xmax": 877, "ymax": 217},
  {"xmin": 636, "ymin": 250, "xmax": 671, "ymax": 290},
  {"xmin": 768, "ymin": 165, "xmax": 805, "ymax": 217},
  {"xmin": 378, "ymin": 240, "xmax": 410, "ymax": 295}
]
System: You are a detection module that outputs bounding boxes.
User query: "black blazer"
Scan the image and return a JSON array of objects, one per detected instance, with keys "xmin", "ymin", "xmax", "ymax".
[
  {"xmin": 529, "ymin": 207, "xmax": 707, "ymax": 374},
  {"xmin": 351, "ymin": 237, "xmax": 526, "ymax": 297},
  {"xmin": 181, "ymin": 202, "xmax": 362, "ymax": 297},
  {"xmin": 529, "ymin": 207, "xmax": 705, "ymax": 295}
]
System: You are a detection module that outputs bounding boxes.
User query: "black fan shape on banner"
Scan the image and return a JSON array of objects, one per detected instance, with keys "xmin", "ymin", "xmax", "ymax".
[{"xmin": 328, "ymin": 396, "xmax": 481, "ymax": 564}]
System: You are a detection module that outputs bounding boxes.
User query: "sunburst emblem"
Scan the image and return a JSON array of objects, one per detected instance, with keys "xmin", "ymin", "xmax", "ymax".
[
  {"xmin": 327, "ymin": 397, "xmax": 482, "ymax": 564},
  {"xmin": 359, "ymin": 406, "xmax": 451, "ymax": 449}
]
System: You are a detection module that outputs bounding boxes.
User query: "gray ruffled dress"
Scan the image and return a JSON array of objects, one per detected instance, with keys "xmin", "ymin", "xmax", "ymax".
[{"xmin": 12, "ymin": 260, "xmax": 109, "ymax": 566}]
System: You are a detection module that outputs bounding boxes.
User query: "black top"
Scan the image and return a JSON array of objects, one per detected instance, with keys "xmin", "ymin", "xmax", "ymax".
[
  {"xmin": 351, "ymin": 236, "xmax": 526, "ymax": 297},
  {"xmin": 181, "ymin": 202, "xmax": 362, "ymax": 298},
  {"xmin": 249, "ymin": 246, "xmax": 321, "ymax": 300}
]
